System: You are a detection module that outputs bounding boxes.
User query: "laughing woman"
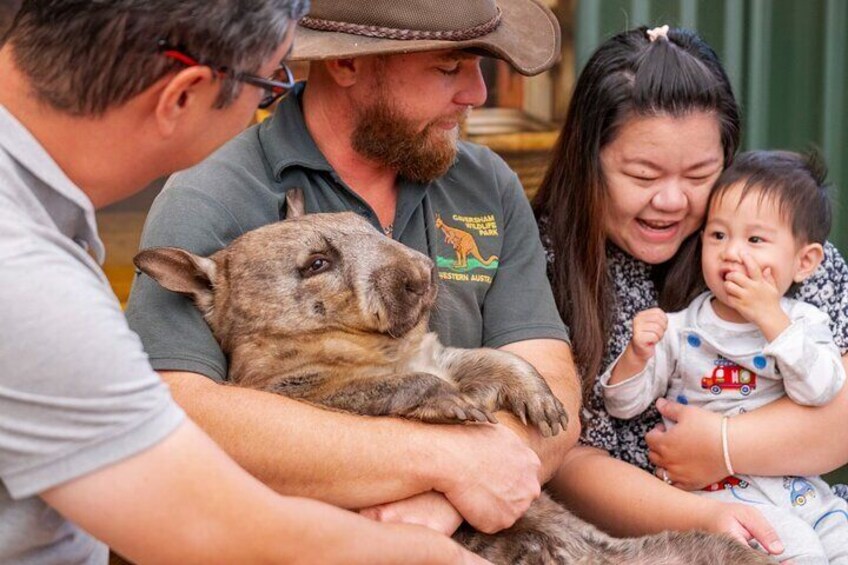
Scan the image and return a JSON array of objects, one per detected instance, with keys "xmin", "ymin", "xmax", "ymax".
[{"xmin": 535, "ymin": 26, "xmax": 848, "ymax": 557}]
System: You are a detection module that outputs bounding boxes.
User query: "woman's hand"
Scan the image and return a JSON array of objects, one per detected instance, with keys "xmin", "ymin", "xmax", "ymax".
[
  {"xmin": 700, "ymin": 500, "xmax": 785, "ymax": 557},
  {"xmin": 646, "ymin": 398, "xmax": 727, "ymax": 490},
  {"xmin": 359, "ymin": 491, "xmax": 464, "ymax": 536}
]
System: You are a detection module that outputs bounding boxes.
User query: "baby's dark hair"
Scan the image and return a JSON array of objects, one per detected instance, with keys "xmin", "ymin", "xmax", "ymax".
[
  {"xmin": 708, "ymin": 150, "xmax": 832, "ymax": 245},
  {"xmin": 661, "ymin": 150, "xmax": 831, "ymax": 310}
]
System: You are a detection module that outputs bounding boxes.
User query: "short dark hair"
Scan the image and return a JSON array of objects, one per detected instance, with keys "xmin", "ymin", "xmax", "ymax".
[
  {"xmin": 7, "ymin": 0, "xmax": 310, "ymax": 116},
  {"xmin": 709, "ymin": 150, "xmax": 832, "ymax": 245},
  {"xmin": 0, "ymin": 0, "xmax": 21, "ymax": 42},
  {"xmin": 532, "ymin": 27, "xmax": 740, "ymax": 396}
]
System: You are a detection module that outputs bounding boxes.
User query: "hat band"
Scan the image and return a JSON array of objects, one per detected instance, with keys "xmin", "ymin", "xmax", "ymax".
[{"xmin": 300, "ymin": 7, "xmax": 502, "ymax": 42}]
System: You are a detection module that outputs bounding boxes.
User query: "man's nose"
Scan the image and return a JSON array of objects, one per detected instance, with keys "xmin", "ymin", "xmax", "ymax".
[
  {"xmin": 651, "ymin": 179, "xmax": 688, "ymax": 213},
  {"xmin": 454, "ymin": 61, "xmax": 487, "ymax": 108}
]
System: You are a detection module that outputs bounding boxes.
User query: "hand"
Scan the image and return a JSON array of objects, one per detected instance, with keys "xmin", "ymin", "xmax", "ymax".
[
  {"xmin": 646, "ymin": 398, "xmax": 726, "ymax": 490},
  {"xmin": 630, "ymin": 308, "xmax": 668, "ymax": 361},
  {"xmin": 434, "ymin": 424, "xmax": 542, "ymax": 534},
  {"xmin": 360, "ymin": 491, "xmax": 463, "ymax": 536},
  {"xmin": 723, "ymin": 254, "xmax": 787, "ymax": 334},
  {"xmin": 609, "ymin": 308, "xmax": 668, "ymax": 385},
  {"xmin": 700, "ymin": 500, "xmax": 784, "ymax": 557}
]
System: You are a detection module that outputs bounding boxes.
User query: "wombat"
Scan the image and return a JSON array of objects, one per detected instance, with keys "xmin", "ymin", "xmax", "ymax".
[{"xmin": 134, "ymin": 190, "xmax": 773, "ymax": 565}]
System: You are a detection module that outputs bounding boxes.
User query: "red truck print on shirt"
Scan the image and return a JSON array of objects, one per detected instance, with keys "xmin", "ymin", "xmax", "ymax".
[{"xmin": 701, "ymin": 357, "xmax": 757, "ymax": 396}]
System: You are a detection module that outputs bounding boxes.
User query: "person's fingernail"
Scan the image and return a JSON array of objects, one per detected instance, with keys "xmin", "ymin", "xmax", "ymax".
[
  {"xmin": 772, "ymin": 541, "xmax": 784, "ymax": 554},
  {"xmin": 656, "ymin": 398, "xmax": 667, "ymax": 408}
]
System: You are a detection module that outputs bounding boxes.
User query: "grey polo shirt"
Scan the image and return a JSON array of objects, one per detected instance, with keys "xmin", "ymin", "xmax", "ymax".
[
  {"xmin": 0, "ymin": 105, "xmax": 185, "ymax": 564},
  {"xmin": 127, "ymin": 83, "xmax": 568, "ymax": 382}
]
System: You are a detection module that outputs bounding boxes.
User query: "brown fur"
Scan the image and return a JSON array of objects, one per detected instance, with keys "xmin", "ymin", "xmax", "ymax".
[{"xmin": 134, "ymin": 191, "xmax": 773, "ymax": 564}]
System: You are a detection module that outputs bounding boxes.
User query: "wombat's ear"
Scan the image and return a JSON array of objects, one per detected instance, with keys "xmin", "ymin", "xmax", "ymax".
[
  {"xmin": 134, "ymin": 247, "xmax": 216, "ymax": 314},
  {"xmin": 285, "ymin": 187, "xmax": 305, "ymax": 219}
]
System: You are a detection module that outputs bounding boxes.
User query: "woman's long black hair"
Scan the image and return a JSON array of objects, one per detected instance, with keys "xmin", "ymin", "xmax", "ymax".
[{"xmin": 532, "ymin": 27, "xmax": 741, "ymax": 399}]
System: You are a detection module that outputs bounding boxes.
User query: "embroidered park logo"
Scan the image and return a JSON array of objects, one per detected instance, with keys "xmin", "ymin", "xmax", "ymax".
[{"xmin": 434, "ymin": 213, "xmax": 499, "ymax": 284}]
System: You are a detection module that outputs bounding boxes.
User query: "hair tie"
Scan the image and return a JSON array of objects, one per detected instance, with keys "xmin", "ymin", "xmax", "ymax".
[{"xmin": 647, "ymin": 25, "xmax": 670, "ymax": 42}]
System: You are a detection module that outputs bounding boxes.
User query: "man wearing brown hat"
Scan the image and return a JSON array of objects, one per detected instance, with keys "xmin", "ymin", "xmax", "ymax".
[{"xmin": 127, "ymin": 0, "xmax": 580, "ymax": 535}]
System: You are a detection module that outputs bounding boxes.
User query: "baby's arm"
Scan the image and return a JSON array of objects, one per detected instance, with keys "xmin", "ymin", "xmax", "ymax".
[
  {"xmin": 602, "ymin": 309, "xmax": 672, "ymax": 419},
  {"xmin": 764, "ymin": 304, "xmax": 846, "ymax": 406}
]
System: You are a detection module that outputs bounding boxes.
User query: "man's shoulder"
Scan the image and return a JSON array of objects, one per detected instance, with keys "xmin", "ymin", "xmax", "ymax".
[
  {"xmin": 169, "ymin": 123, "xmax": 268, "ymax": 191},
  {"xmin": 148, "ymin": 123, "xmax": 281, "ymax": 238},
  {"xmin": 455, "ymin": 140, "xmax": 512, "ymax": 174},
  {"xmin": 449, "ymin": 140, "xmax": 521, "ymax": 200}
]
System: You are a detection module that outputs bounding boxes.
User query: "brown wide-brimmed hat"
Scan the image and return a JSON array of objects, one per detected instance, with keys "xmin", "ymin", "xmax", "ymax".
[{"xmin": 290, "ymin": 0, "xmax": 561, "ymax": 76}]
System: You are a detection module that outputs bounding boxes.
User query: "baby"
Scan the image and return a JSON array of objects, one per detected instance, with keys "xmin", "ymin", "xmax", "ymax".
[{"xmin": 603, "ymin": 150, "xmax": 848, "ymax": 563}]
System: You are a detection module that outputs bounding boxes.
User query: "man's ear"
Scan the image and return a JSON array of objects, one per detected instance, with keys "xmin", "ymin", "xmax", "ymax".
[
  {"xmin": 794, "ymin": 242, "xmax": 825, "ymax": 283},
  {"xmin": 322, "ymin": 57, "xmax": 364, "ymax": 87},
  {"xmin": 153, "ymin": 66, "xmax": 218, "ymax": 137}
]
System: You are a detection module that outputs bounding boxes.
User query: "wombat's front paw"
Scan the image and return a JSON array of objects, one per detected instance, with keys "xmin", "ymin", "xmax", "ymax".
[
  {"xmin": 506, "ymin": 390, "xmax": 568, "ymax": 438},
  {"xmin": 404, "ymin": 393, "xmax": 498, "ymax": 426}
]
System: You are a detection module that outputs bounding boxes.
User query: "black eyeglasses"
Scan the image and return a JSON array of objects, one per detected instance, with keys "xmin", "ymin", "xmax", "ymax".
[{"xmin": 158, "ymin": 40, "xmax": 295, "ymax": 109}]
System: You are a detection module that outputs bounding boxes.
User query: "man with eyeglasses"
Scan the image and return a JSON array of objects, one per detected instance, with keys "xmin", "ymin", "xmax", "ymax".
[
  {"xmin": 0, "ymin": 1, "xmax": 485, "ymax": 563},
  {"xmin": 128, "ymin": 0, "xmax": 582, "ymax": 538},
  {"xmin": 158, "ymin": 39, "xmax": 298, "ymax": 110}
]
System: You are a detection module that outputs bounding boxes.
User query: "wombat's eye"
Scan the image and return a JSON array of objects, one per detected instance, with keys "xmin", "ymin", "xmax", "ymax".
[{"xmin": 301, "ymin": 254, "xmax": 333, "ymax": 277}]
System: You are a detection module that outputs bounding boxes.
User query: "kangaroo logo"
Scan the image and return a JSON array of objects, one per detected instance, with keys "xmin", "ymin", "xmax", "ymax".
[{"xmin": 435, "ymin": 214, "xmax": 498, "ymax": 270}]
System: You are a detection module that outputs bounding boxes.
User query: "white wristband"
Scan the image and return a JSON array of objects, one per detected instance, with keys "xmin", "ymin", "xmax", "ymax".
[{"xmin": 721, "ymin": 416, "xmax": 735, "ymax": 476}]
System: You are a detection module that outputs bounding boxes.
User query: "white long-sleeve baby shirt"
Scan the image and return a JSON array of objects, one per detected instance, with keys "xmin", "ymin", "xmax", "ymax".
[{"xmin": 601, "ymin": 292, "xmax": 846, "ymax": 420}]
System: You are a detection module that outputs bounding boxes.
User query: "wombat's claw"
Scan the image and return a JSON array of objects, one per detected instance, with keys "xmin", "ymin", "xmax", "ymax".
[
  {"xmin": 509, "ymin": 395, "xmax": 569, "ymax": 437},
  {"xmin": 467, "ymin": 407, "xmax": 497, "ymax": 424},
  {"xmin": 508, "ymin": 399, "xmax": 529, "ymax": 426},
  {"xmin": 529, "ymin": 403, "xmax": 555, "ymax": 437},
  {"xmin": 545, "ymin": 403, "xmax": 569, "ymax": 436},
  {"xmin": 450, "ymin": 407, "xmax": 468, "ymax": 421},
  {"xmin": 411, "ymin": 395, "xmax": 495, "ymax": 425}
]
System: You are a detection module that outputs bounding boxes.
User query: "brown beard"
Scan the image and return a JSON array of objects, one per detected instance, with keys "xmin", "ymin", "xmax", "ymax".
[{"xmin": 351, "ymin": 96, "xmax": 465, "ymax": 184}]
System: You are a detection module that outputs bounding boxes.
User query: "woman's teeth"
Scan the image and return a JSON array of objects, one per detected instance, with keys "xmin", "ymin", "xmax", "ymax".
[{"xmin": 639, "ymin": 219, "xmax": 676, "ymax": 230}]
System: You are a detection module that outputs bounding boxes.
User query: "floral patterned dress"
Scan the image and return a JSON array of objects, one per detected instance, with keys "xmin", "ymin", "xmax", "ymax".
[{"xmin": 544, "ymin": 237, "xmax": 848, "ymax": 481}]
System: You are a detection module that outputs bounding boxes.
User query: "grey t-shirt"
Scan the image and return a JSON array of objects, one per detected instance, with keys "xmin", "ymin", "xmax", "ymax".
[
  {"xmin": 127, "ymin": 83, "xmax": 568, "ymax": 382},
  {"xmin": 0, "ymin": 105, "xmax": 185, "ymax": 563}
]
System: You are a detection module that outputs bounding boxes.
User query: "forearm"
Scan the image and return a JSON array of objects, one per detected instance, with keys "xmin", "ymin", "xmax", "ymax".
[
  {"xmin": 730, "ymin": 358, "xmax": 848, "ymax": 476},
  {"xmin": 549, "ymin": 446, "xmax": 712, "ymax": 537},
  {"xmin": 760, "ymin": 317, "xmax": 846, "ymax": 405},
  {"xmin": 602, "ymin": 364, "xmax": 656, "ymax": 420},
  {"xmin": 608, "ymin": 346, "xmax": 648, "ymax": 385},
  {"xmin": 162, "ymin": 370, "xmax": 445, "ymax": 508},
  {"xmin": 43, "ymin": 420, "xmax": 465, "ymax": 565},
  {"xmin": 499, "ymin": 340, "xmax": 582, "ymax": 481}
]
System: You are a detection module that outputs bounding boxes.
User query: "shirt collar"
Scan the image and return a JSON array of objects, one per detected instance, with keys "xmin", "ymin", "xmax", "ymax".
[
  {"xmin": 0, "ymin": 104, "xmax": 105, "ymax": 263},
  {"xmin": 258, "ymin": 82, "xmax": 431, "ymax": 234},
  {"xmin": 259, "ymin": 82, "xmax": 334, "ymax": 180}
]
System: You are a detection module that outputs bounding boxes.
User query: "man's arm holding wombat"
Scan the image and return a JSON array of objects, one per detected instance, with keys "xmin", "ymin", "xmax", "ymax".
[
  {"xmin": 43, "ymin": 418, "xmax": 489, "ymax": 565},
  {"xmin": 497, "ymin": 339, "xmax": 582, "ymax": 480},
  {"xmin": 161, "ymin": 369, "xmax": 542, "ymax": 533},
  {"xmin": 360, "ymin": 339, "xmax": 580, "ymax": 535}
]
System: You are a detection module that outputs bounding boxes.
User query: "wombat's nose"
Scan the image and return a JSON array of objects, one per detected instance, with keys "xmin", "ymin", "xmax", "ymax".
[
  {"xmin": 402, "ymin": 261, "xmax": 435, "ymax": 298},
  {"xmin": 404, "ymin": 275, "xmax": 429, "ymax": 296}
]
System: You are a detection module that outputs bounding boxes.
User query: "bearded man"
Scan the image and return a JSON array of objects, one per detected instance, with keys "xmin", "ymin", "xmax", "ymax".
[{"xmin": 127, "ymin": 0, "xmax": 581, "ymax": 536}]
